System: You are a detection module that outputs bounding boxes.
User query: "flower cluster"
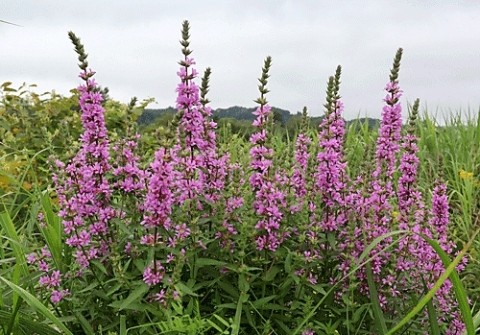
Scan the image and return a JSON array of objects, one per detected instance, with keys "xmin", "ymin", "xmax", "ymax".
[
  {"xmin": 352, "ymin": 51, "xmax": 405, "ymax": 287},
  {"xmin": 172, "ymin": 59, "xmax": 206, "ymax": 205},
  {"xmin": 315, "ymin": 86, "xmax": 347, "ymax": 231},
  {"xmin": 171, "ymin": 24, "xmax": 208, "ymax": 207},
  {"xmin": 249, "ymin": 57, "xmax": 288, "ymax": 251},
  {"xmin": 336, "ymin": 49, "xmax": 466, "ymax": 331},
  {"xmin": 250, "ymin": 103, "xmax": 287, "ymax": 251},
  {"xmin": 142, "ymin": 148, "xmax": 175, "ymax": 230},
  {"xmin": 28, "ymin": 246, "xmax": 69, "ymax": 304},
  {"xmin": 290, "ymin": 108, "xmax": 311, "ymax": 213},
  {"xmin": 112, "ymin": 135, "xmax": 147, "ymax": 195},
  {"xmin": 215, "ymin": 163, "xmax": 245, "ymax": 251},
  {"xmin": 198, "ymin": 68, "xmax": 229, "ymax": 206},
  {"xmin": 54, "ymin": 68, "xmax": 115, "ymax": 271}
]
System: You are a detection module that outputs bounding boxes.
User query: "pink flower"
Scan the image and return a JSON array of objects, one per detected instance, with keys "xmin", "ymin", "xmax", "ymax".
[
  {"xmin": 39, "ymin": 275, "xmax": 50, "ymax": 287},
  {"xmin": 315, "ymin": 99, "xmax": 347, "ymax": 231},
  {"xmin": 143, "ymin": 262, "xmax": 165, "ymax": 286},
  {"xmin": 49, "ymin": 271, "xmax": 62, "ymax": 287},
  {"xmin": 54, "ymin": 68, "xmax": 114, "ymax": 270},
  {"xmin": 38, "ymin": 260, "xmax": 49, "ymax": 272},
  {"xmin": 41, "ymin": 246, "xmax": 51, "ymax": 258},
  {"xmin": 249, "ymin": 82, "xmax": 287, "ymax": 251},
  {"xmin": 27, "ymin": 253, "xmax": 37, "ymax": 264},
  {"xmin": 175, "ymin": 223, "xmax": 190, "ymax": 240},
  {"xmin": 142, "ymin": 148, "xmax": 174, "ymax": 229},
  {"xmin": 153, "ymin": 289, "xmax": 166, "ymax": 303},
  {"xmin": 50, "ymin": 289, "xmax": 69, "ymax": 304}
]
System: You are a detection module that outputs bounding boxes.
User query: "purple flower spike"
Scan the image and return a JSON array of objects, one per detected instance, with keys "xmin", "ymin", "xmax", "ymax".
[{"xmin": 54, "ymin": 67, "xmax": 115, "ymax": 270}]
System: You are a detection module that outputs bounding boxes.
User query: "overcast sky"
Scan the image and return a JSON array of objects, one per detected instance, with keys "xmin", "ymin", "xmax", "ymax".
[{"xmin": 2, "ymin": 1, "xmax": 480, "ymax": 120}]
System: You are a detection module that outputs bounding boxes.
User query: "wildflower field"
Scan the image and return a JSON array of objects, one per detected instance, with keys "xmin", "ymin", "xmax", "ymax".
[{"xmin": 0, "ymin": 21, "xmax": 479, "ymax": 335}]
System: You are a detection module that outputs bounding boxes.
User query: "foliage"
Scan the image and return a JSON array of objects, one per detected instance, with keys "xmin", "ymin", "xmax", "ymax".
[{"xmin": 0, "ymin": 20, "xmax": 479, "ymax": 335}]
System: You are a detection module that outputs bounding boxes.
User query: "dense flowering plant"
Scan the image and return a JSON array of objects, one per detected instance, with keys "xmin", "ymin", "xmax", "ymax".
[
  {"xmin": 249, "ymin": 56, "xmax": 289, "ymax": 251},
  {"xmin": 26, "ymin": 21, "xmax": 469, "ymax": 334},
  {"xmin": 336, "ymin": 51, "xmax": 466, "ymax": 334},
  {"xmin": 290, "ymin": 107, "xmax": 311, "ymax": 213}
]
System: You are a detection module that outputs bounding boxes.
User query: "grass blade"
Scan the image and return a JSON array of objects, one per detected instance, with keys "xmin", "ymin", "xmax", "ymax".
[
  {"xmin": 0, "ymin": 211, "xmax": 28, "ymax": 276},
  {"xmin": 292, "ymin": 231, "xmax": 406, "ymax": 335},
  {"xmin": 0, "ymin": 276, "xmax": 73, "ymax": 335},
  {"xmin": 232, "ymin": 291, "xmax": 246, "ymax": 335},
  {"xmin": 120, "ymin": 315, "xmax": 127, "ymax": 335},
  {"xmin": 421, "ymin": 235, "xmax": 475, "ymax": 335},
  {"xmin": 426, "ymin": 298, "xmax": 441, "ymax": 335},
  {"xmin": 386, "ymin": 230, "xmax": 477, "ymax": 335},
  {"xmin": 365, "ymin": 263, "xmax": 388, "ymax": 334},
  {"xmin": 471, "ymin": 308, "xmax": 480, "ymax": 333},
  {"xmin": 40, "ymin": 192, "xmax": 64, "ymax": 271}
]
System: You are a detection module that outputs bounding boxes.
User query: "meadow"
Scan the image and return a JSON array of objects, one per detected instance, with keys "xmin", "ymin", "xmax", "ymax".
[{"xmin": 0, "ymin": 21, "xmax": 479, "ymax": 334}]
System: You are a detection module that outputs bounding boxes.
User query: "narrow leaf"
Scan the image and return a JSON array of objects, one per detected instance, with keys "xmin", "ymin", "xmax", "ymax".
[
  {"xmin": 386, "ymin": 233, "xmax": 474, "ymax": 335},
  {"xmin": 426, "ymin": 299, "xmax": 441, "ymax": 335},
  {"xmin": 366, "ymin": 263, "xmax": 388, "ymax": 334},
  {"xmin": 0, "ymin": 276, "xmax": 73, "ymax": 335},
  {"xmin": 0, "ymin": 211, "xmax": 28, "ymax": 276}
]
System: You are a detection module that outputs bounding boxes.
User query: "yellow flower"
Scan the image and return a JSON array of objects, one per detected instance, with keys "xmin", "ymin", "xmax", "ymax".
[
  {"xmin": 22, "ymin": 182, "xmax": 32, "ymax": 190},
  {"xmin": 0, "ymin": 176, "xmax": 11, "ymax": 191},
  {"xmin": 459, "ymin": 169, "xmax": 474, "ymax": 181},
  {"xmin": 2, "ymin": 160, "xmax": 24, "ymax": 172}
]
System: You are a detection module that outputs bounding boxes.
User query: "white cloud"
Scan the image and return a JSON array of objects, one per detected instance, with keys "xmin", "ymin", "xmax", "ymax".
[{"xmin": 2, "ymin": 0, "xmax": 480, "ymax": 119}]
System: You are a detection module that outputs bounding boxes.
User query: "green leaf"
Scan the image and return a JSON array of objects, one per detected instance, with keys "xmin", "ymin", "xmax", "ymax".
[
  {"xmin": 238, "ymin": 273, "xmax": 250, "ymax": 292},
  {"xmin": 470, "ymin": 308, "xmax": 480, "ymax": 332},
  {"xmin": 284, "ymin": 252, "xmax": 292, "ymax": 273},
  {"xmin": 175, "ymin": 282, "xmax": 199, "ymax": 297},
  {"xmin": 291, "ymin": 230, "xmax": 407, "ymax": 335},
  {"xmin": 7, "ymin": 263, "xmax": 22, "ymax": 335},
  {"xmin": 0, "ymin": 276, "xmax": 73, "ymax": 335},
  {"xmin": 212, "ymin": 313, "xmax": 232, "ymax": 328},
  {"xmin": 109, "ymin": 284, "xmax": 148, "ymax": 311},
  {"xmin": 250, "ymin": 295, "xmax": 276, "ymax": 309},
  {"xmin": 120, "ymin": 315, "xmax": 127, "ymax": 335},
  {"xmin": 77, "ymin": 281, "xmax": 100, "ymax": 294},
  {"xmin": 0, "ymin": 211, "xmax": 28, "ymax": 276},
  {"xmin": 106, "ymin": 283, "xmax": 123, "ymax": 296},
  {"xmin": 263, "ymin": 265, "xmax": 281, "ymax": 282},
  {"xmin": 426, "ymin": 299, "xmax": 441, "ymax": 335},
  {"xmin": 207, "ymin": 318, "xmax": 228, "ymax": 333},
  {"xmin": 40, "ymin": 193, "xmax": 63, "ymax": 271},
  {"xmin": 366, "ymin": 263, "xmax": 388, "ymax": 334},
  {"xmin": 386, "ymin": 230, "xmax": 476, "ymax": 335},
  {"xmin": 218, "ymin": 281, "xmax": 239, "ymax": 299},
  {"xmin": 215, "ymin": 303, "xmax": 237, "ymax": 309},
  {"xmin": 307, "ymin": 283, "xmax": 327, "ymax": 296},
  {"xmin": 1, "ymin": 81, "xmax": 13, "ymax": 88},
  {"xmin": 421, "ymin": 234, "xmax": 475, "ymax": 335},
  {"xmin": 195, "ymin": 258, "xmax": 227, "ymax": 267},
  {"xmin": 0, "ymin": 310, "xmax": 63, "ymax": 335},
  {"xmin": 232, "ymin": 292, "xmax": 246, "ymax": 335},
  {"xmin": 74, "ymin": 311, "xmax": 95, "ymax": 335},
  {"xmin": 357, "ymin": 230, "xmax": 407, "ymax": 266},
  {"xmin": 91, "ymin": 260, "xmax": 108, "ymax": 275}
]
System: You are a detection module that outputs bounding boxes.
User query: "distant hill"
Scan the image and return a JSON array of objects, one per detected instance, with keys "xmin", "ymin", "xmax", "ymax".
[
  {"xmin": 137, "ymin": 107, "xmax": 176, "ymax": 125},
  {"xmin": 138, "ymin": 106, "xmax": 380, "ymax": 129},
  {"xmin": 213, "ymin": 106, "xmax": 291, "ymax": 123}
]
